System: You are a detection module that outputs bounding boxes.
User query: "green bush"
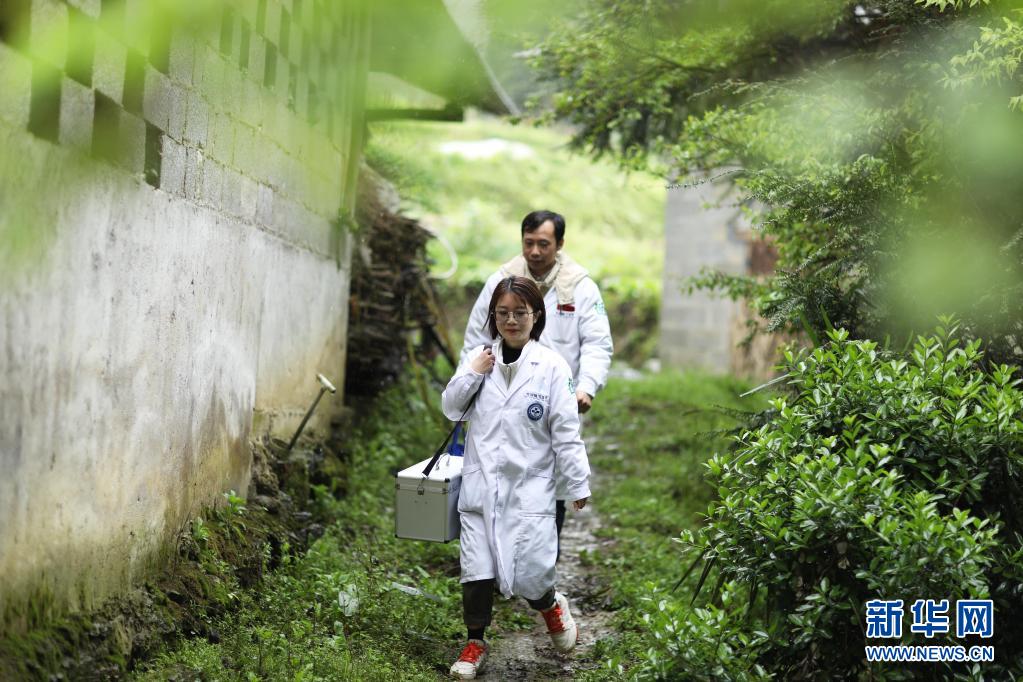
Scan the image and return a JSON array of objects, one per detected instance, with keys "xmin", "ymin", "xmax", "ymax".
[
  {"xmin": 531, "ymin": 1, "xmax": 1023, "ymax": 366},
  {"xmin": 633, "ymin": 584, "xmax": 771, "ymax": 681},
  {"xmin": 653, "ymin": 321, "xmax": 1023, "ymax": 679}
]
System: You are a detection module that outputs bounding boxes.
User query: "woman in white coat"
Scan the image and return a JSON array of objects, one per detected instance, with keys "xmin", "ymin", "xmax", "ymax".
[{"xmin": 443, "ymin": 276, "xmax": 591, "ymax": 680}]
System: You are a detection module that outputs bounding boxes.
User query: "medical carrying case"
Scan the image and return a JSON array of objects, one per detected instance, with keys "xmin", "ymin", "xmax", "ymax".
[
  {"xmin": 394, "ymin": 423, "xmax": 465, "ymax": 542},
  {"xmin": 395, "ymin": 371, "xmax": 485, "ymax": 543}
]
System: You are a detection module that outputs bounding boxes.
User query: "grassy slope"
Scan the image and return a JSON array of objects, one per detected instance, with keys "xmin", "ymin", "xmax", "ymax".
[
  {"xmin": 368, "ymin": 115, "xmax": 668, "ymax": 365},
  {"xmin": 365, "ymin": 114, "xmax": 666, "ymax": 293}
]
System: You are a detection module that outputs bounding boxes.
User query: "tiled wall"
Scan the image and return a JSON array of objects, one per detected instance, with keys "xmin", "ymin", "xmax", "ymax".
[
  {"xmin": 0, "ymin": 0, "xmax": 368, "ymax": 256},
  {"xmin": 0, "ymin": 0, "xmax": 370, "ymax": 629}
]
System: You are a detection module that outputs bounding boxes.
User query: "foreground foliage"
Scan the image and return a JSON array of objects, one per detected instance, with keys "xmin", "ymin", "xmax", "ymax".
[
  {"xmin": 578, "ymin": 371, "xmax": 764, "ymax": 680},
  {"xmin": 667, "ymin": 323, "xmax": 1023, "ymax": 679},
  {"xmin": 531, "ymin": 0, "xmax": 1023, "ymax": 364},
  {"xmin": 531, "ymin": 2, "xmax": 1023, "ymax": 677}
]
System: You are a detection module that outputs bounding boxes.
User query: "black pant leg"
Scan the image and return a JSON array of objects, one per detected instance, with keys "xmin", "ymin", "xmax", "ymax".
[
  {"xmin": 525, "ymin": 588, "xmax": 556, "ymax": 611},
  {"xmin": 462, "ymin": 578, "xmax": 496, "ymax": 628},
  {"xmin": 555, "ymin": 499, "xmax": 567, "ymax": 560}
]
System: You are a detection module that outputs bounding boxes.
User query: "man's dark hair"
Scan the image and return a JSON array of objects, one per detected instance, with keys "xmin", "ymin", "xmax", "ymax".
[
  {"xmin": 486, "ymin": 277, "xmax": 546, "ymax": 342},
  {"xmin": 521, "ymin": 210, "xmax": 565, "ymax": 243}
]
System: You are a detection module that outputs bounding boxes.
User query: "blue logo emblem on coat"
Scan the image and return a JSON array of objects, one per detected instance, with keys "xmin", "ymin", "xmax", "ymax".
[{"xmin": 527, "ymin": 402, "xmax": 544, "ymax": 421}]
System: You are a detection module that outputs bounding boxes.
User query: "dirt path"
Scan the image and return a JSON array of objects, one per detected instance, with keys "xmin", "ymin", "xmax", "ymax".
[{"xmin": 479, "ymin": 470, "xmax": 616, "ymax": 680}]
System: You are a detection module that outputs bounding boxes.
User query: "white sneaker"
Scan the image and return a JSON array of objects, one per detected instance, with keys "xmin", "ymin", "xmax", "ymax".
[
  {"xmin": 541, "ymin": 592, "xmax": 578, "ymax": 653},
  {"xmin": 450, "ymin": 639, "xmax": 488, "ymax": 679}
]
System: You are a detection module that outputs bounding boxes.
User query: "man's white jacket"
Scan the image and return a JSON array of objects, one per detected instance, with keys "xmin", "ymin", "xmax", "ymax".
[
  {"xmin": 442, "ymin": 340, "xmax": 591, "ymax": 599},
  {"xmin": 460, "ymin": 270, "xmax": 613, "ymax": 399}
]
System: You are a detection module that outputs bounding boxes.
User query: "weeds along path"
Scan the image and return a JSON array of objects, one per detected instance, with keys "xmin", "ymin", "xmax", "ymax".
[
  {"xmin": 480, "ymin": 450, "xmax": 616, "ymax": 680},
  {"xmin": 123, "ymin": 383, "xmax": 639, "ymax": 681}
]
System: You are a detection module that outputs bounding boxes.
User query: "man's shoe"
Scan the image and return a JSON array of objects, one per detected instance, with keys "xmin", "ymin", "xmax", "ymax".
[
  {"xmin": 450, "ymin": 639, "xmax": 488, "ymax": 679},
  {"xmin": 541, "ymin": 592, "xmax": 578, "ymax": 653}
]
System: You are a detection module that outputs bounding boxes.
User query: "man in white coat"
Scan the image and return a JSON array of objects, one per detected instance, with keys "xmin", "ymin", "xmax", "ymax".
[{"xmin": 460, "ymin": 210, "xmax": 613, "ymax": 544}]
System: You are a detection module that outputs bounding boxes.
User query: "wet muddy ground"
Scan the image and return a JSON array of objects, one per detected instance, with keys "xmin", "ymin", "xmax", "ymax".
[{"xmin": 476, "ymin": 470, "xmax": 617, "ymax": 680}]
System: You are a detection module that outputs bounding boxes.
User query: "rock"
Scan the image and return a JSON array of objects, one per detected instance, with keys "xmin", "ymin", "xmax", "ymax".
[{"xmin": 251, "ymin": 494, "xmax": 280, "ymax": 514}]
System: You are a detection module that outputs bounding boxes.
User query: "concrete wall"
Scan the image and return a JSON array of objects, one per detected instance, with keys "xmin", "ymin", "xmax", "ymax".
[
  {"xmin": 0, "ymin": 0, "xmax": 369, "ymax": 628},
  {"xmin": 659, "ymin": 173, "xmax": 749, "ymax": 373}
]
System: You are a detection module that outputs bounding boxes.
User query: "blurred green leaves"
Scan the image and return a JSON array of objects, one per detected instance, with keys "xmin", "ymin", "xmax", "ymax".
[
  {"xmin": 1, "ymin": 0, "xmax": 377, "ymax": 272},
  {"xmin": 530, "ymin": 0, "xmax": 1023, "ymax": 365}
]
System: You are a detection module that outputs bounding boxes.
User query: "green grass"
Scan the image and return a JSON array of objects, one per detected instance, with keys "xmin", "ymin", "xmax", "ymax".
[
  {"xmin": 134, "ymin": 369, "xmax": 767, "ymax": 680},
  {"xmin": 578, "ymin": 370, "xmax": 767, "ymax": 679},
  {"xmin": 135, "ymin": 382, "xmax": 465, "ymax": 681},
  {"xmin": 366, "ymin": 114, "xmax": 666, "ymax": 292},
  {"xmin": 367, "ymin": 114, "xmax": 667, "ymax": 366},
  {"xmin": 134, "ymin": 374, "xmax": 546, "ymax": 681}
]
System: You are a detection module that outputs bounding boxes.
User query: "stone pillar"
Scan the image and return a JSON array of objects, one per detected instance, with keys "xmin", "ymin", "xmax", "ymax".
[{"xmin": 659, "ymin": 172, "xmax": 748, "ymax": 373}]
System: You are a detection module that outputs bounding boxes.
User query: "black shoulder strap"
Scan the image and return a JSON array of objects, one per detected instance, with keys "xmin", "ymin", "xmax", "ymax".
[{"xmin": 422, "ymin": 376, "xmax": 485, "ymax": 477}]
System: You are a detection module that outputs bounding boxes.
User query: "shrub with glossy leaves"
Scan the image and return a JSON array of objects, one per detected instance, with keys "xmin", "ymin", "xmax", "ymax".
[{"xmin": 658, "ymin": 321, "xmax": 1023, "ymax": 679}]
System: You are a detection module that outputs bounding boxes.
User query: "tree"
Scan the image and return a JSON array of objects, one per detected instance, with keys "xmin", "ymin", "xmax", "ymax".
[{"xmin": 530, "ymin": 0, "xmax": 1023, "ymax": 365}]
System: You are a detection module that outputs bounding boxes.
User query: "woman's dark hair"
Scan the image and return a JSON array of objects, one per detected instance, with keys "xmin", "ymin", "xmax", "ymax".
[
  {"xmin": 521, "ymin": 210, "xmax": 565, "ymax": 242},
  {"xmin": 486, "ymin": 276, "xmax": 546, "ymax": 342}
]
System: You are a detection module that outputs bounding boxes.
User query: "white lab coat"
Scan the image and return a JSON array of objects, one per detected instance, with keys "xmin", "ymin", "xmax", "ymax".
[
  {"xmin": 460, "ymin": 272, "xmax": 613, "ymax": 399},
  {"xmin": 442, "ymin": 340, "xmax": 591, "ymax": 600}
]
